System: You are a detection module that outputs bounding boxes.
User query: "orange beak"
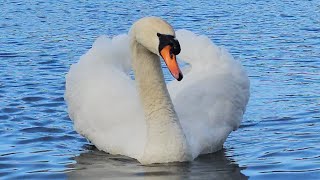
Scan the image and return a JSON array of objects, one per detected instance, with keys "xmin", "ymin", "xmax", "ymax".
[{"xmin": 160, "ymin": 45, "xmax": 183, "ymax": 81}]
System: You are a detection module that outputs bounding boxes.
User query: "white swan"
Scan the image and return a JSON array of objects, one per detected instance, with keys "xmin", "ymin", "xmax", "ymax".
[{"xmin": 65, "ymin": 17, "xmax": 250, "ymax": 164}]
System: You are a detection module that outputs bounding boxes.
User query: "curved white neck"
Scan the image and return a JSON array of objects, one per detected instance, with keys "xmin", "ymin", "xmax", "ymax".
[{"xmin": 131, "ymin": 39, "xmax": 190, "ymax": 164}]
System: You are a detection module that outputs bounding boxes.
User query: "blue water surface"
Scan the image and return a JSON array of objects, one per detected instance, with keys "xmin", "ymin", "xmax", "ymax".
[{"xmin": 0, "ymin": 0, "xmax": 319, "ymax": 179}]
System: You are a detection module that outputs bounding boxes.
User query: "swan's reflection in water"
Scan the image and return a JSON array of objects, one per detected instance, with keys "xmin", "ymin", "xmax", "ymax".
[{"xmin": 68, "ymin": 146, "xmax": 247, "ymax": 180}]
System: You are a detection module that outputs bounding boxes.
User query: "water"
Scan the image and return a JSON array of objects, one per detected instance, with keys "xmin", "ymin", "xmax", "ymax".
[{"xmin": 0, "ymin": 0, "xmax": 319, "ymax": 179}]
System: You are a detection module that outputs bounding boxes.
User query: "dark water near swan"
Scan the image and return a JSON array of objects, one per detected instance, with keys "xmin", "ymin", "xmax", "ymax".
[{"xmin": 1, "ymin": 0, "xmax": 319, "ymax": 179}]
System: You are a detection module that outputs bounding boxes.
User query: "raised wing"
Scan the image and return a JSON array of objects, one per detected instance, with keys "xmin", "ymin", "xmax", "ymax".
[
  {"xmin": 65, "ymin": 35, "xmax": 146, "ymax": 159},
  {"xmin": 168, "ymin": 30, "xmax": 250, "ymax": 158}
]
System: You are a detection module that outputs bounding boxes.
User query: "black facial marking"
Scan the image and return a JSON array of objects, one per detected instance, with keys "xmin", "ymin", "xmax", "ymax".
[{"xmin": 157, "ymin": 33, "xmax": 181, "ymax": 55}]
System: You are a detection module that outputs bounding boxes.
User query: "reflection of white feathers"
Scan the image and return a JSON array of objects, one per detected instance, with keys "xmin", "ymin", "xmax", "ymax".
[{"xmin": 65, "ymin": 29, "xmax": 250, "ymax": 162}]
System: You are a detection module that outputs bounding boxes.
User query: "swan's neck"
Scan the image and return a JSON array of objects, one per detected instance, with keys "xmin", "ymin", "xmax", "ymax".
[{"xmin": 131, "ymin": 40, "xmax": 190, "ymax": 164}]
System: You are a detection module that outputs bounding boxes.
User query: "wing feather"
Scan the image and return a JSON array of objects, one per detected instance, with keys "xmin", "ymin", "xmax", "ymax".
[
  {"xmin": 168, "ymin": 30, "xmax": 250, "ymax": 157},
  {"xmin": 65, "ymin": 35, "xmax": 146, "ymax": 159}
]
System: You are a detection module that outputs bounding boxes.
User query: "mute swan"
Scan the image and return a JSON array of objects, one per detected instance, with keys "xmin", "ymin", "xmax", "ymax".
[{"xmin": 65, "ymin": 17, "xmax": 250, "ymax": 164}]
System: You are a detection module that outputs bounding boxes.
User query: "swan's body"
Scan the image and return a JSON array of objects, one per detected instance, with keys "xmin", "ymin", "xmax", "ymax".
[{"xmin": 65, "ymin": 17, "xmax": 250, "ymax": 164}]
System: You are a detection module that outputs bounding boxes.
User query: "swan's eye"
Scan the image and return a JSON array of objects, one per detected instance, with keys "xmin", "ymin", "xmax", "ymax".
[
  {"xmin": 171, "ymin": 41, "xmax": 181, "ymax": 55},
  {"xmin": 169, "ymin": 49, "xmax": 174, "ymax": 59}
]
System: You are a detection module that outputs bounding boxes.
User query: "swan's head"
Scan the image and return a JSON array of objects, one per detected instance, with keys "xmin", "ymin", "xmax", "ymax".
[{"xmin": 130, "ymin": 17, "xmax": 183, "ymax": 81}]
